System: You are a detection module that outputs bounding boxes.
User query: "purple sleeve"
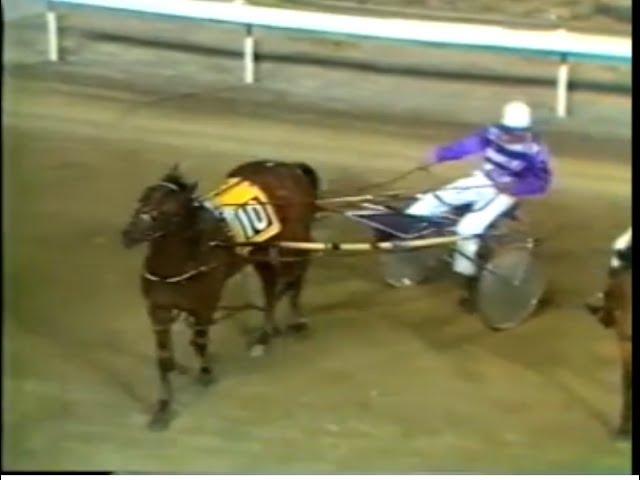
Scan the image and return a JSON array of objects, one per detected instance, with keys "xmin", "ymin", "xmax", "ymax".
[{"xmin": 434, "ymin": 129, "xmax": 489, "ymax": 163}]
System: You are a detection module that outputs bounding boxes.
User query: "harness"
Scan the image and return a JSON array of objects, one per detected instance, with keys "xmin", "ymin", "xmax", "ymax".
[
  {"xmin": 143, "ymin": 262, "xmax": 222, "ymax": 283},
  {"xmin": 142, "ymin": 178, "xmax": 284, "ymax": 284}
]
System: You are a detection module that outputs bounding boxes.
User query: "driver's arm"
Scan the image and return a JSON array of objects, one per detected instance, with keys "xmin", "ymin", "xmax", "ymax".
[{"xmin": 434, "ymin": 129, "xmax": 489, "ymax": 164}]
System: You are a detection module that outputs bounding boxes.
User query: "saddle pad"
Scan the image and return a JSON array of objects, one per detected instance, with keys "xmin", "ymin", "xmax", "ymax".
[{"xmin": 205, "ymin": 177, "xmax": 282, "ymax": 244}]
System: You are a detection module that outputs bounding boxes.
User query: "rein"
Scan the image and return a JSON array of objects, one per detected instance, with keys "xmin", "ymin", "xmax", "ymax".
[{"xmin": 320, "ymin": 166, "xmax": 425, "ymax": 199}]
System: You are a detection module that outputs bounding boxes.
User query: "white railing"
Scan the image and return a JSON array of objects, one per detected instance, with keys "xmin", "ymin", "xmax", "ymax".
[{"xmin": 46, "ymin": 0, "xmax": 631, "ymax": 118}]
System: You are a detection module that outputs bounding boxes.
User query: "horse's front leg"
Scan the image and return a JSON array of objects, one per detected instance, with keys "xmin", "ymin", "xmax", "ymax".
[
  {"xmin": 148, "ymin": 305, "xmax": 177, "ymax": 431},
  {"xmin": 190, "ymin": 314, "xmax": 216, "ymax": 386}
]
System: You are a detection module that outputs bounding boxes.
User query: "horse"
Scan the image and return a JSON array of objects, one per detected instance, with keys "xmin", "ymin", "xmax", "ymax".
[
  {"xmin": 121, "ymin": 160, "xmax": 320, "ymax": 430},
  {"xmin": 586, "ymin": 268, "xmax": 632, "ymax": 438}
]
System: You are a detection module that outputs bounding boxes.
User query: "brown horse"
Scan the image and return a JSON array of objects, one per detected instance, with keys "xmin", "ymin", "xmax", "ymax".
[
  {"xmin": 586, "ymin": 268, "xmax": 632, "ymax": 438},
  {"xmin": 121, "ymin": 160, "xmax": 319, "ymax": 430}
]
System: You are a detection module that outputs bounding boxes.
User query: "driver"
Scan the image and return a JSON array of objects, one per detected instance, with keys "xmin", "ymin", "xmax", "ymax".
[{"xmin": 407, "ymin": 100, "xmax": 553, "ymax": 311}]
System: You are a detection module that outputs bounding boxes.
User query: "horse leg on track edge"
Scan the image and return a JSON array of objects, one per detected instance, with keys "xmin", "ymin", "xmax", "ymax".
[
  {"xmin": 148, "ymin": 306, "xmax": 177, "ymax": 431},
  {"xmin": 190, "ymin": 314, "xmax": 216, "ymax": 386}
]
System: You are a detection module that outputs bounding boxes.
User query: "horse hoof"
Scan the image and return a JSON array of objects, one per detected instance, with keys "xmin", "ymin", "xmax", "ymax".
[
  {"xmin": 249, "ymin": 344, "xmax": 266, "ymax": 358},
  {"xmin": 287, "ymin": 320, "xmax": 310, "ymax": 334},
  {"xmin": 197, "ymin": 370, "xmax": 217, "ymax": 387},
  {"xmin": 148, "ymin": 410, "xmax": 173, "ymax": 431}
]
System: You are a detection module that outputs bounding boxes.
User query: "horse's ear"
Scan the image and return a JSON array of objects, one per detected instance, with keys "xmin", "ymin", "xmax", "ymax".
[
  {"xmin": 188, "ymin": 181, "xmax": 198, "ymax": 195},
  {"xmin": 169, "ymin": 163, "xmax": 181, "ymax": 175}
]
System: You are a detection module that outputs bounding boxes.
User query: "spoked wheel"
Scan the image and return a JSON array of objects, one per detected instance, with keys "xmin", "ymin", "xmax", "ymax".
[
  {"xmin": 476, "ymin": 245, "xmax": 546, "ymax": 331},
  {"xmin": 380, "ymin": 247, "xmax": 447, "ymax": 287}
]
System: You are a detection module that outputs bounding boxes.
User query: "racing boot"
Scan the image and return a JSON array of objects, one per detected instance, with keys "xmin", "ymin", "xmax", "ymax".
[{"xmin": 457, "ymin": 274, "xmax": 478, "ymax": 314}]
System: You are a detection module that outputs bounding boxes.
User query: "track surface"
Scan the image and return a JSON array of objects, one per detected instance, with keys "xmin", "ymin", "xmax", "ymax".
[{"xmin": 2, "ymin": 16, "xmax": 632, "ymax": 473}]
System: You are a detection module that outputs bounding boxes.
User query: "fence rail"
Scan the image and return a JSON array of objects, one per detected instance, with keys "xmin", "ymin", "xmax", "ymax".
[{"xmin": 46, "ymin": 0, "xmax": 632, "ymax": 117}]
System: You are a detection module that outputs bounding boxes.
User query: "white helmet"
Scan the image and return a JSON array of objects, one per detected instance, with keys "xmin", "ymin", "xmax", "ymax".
[{"xmin": 501, "ymin": 101, "xmax": 532, "ymax": 129}]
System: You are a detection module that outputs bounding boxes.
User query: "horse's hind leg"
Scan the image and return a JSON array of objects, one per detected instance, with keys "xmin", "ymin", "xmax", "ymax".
[
  {"xmin": 148, "ymin": 306, "xmax": 177, "ymax": 431},
  {"xmin": 286, "ymin": 259, "xmax": 311, "ymax": 334},
  {"xmin": 190, "ymin": 315, "xmax": 216, "ymax": 386}
]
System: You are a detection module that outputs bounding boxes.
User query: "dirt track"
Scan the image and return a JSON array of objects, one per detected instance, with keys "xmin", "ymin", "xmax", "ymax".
[{"xmin": 2, "ymin": 10, "xmax": 632, "ymax": 474}]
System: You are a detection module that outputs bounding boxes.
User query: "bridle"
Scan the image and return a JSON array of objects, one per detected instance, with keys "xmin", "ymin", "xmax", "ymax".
[{"xmin": 134, "ymin": 182, "xmax": 189, "ymax": 240}]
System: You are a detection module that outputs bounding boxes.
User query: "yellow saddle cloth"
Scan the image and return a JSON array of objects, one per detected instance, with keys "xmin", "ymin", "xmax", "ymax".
[{"xmin": 204, "ymin": 177, "xmax": 282, "ymax": 245}]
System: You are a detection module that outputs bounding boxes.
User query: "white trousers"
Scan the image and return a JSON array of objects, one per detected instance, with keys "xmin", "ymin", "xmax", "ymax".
[{"xmin": 405, "ymin": 171, "xmax": 517, "ymax": 276}]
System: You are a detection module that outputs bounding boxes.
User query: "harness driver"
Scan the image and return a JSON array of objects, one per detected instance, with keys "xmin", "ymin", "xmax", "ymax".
[{"xmin": 406, "ymin": 100, "xmax": 553, "ymax": 311}]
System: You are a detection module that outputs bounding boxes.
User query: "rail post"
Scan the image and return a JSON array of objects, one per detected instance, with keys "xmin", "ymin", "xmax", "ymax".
[
  {"xmin": 45, "ymin": 8, "xmax": 60, "ymax": 62},
  {"xmin": 46, "ymin": 9, "xmax": 60, "ymax": 62},
  {"xmin": 556, "ymin": 54, "xmax": 570, "ymax": 118},
  {"xmin": 243, "ymin": 25, "xmax": 255, "ymax": 84}
]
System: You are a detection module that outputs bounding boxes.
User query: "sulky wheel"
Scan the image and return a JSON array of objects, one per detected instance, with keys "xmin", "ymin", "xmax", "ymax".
[{"xmin": 476, "ymin": 245, "xmax": 546, "ymax": 331}]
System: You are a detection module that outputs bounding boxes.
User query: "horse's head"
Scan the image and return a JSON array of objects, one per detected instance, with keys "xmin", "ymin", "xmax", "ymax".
[{"xmin": 122, "ymin": 165, "xmax": 198, "ymax": 248}]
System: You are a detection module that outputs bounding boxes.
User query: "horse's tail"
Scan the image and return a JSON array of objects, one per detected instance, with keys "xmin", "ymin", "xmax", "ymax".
[{"xmin": 293, "ymin": 162, "xmax": 322, "ymax": 196}]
